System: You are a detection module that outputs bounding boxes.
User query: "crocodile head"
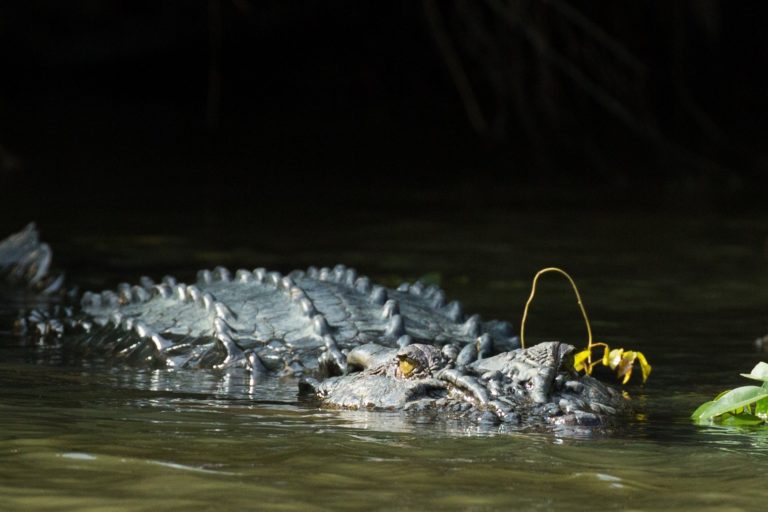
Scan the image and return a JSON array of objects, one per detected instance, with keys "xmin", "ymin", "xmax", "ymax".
[{"xmin": 300, "ymin": 341, "xmax": 629, "ymax": 428}]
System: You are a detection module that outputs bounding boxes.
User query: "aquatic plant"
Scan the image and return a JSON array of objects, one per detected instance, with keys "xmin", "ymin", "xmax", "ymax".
[
  {"xmin": 520, "ymin": 267, "xmax": 652, "ymax": 384},
  {"xmin": 691, "ymin": 362, "xmax": 768, "ymax": 425}
]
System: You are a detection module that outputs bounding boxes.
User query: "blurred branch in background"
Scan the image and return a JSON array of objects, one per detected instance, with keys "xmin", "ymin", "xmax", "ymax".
[
  {"xmin": 207, "ymin": 0, "xmax": 223, "ymax": 131},
  {"xmin": 422, "ymin": 0, "xmax": 761, "ymax": 184},
  {"xmin": 0, "ymin": 144, "xmax": 23, "ymax": 183},
  {"xmin": 423, "ymin": 0, "xmax": 489, "ymax": 136},
  {"xmin": 0, "ymin": 1, "xmax": 766, "ymax": 206}
]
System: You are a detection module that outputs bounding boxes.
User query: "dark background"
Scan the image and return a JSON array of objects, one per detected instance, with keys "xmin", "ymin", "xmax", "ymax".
[{"xmin": 1, "ymin": 1, "xmax": 767, "ymax": 223}]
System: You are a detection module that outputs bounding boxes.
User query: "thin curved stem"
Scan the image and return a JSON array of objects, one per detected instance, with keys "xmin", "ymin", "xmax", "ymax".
[{"xmin": 520, "ymin": 268, "xmax": 593, "ymax": 359}]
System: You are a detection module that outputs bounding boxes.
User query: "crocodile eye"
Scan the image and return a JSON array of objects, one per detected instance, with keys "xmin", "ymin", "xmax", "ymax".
[{"xmin": 397, "ymin": 356, "xmax": 418, "ymax": 377}]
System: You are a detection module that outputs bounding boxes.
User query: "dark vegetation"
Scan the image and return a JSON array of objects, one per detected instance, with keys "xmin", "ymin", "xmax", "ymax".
[{"xmin": 0, "ymin": 1, "xmax": 766, "ymax": 220}]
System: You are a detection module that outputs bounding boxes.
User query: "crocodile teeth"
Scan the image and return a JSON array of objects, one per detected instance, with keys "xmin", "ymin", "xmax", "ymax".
[
  {"xmin": 162, "ymin": 275, "xmax": 177, "ymax": 287},
  {"xmin": 409, "ymin": 281, "xmax": 424, "ymax": 296},
  {"xmin": 139, "ymin": 276, "xmax": 155, "ymax": 289},
  {"xmin": 319, "ymin": 267, "xmax": 331, "ymax": 281},
  {"xmin": 280, "ymin": 276, "xmax": 295, "ymax": 290},
  {"xmin": 306, "ymin": 266, "xmax": 319, "ymax": 278},
  {"xmin": 396, "ymin": 282, "xmax": 409, "ymax": 292}
]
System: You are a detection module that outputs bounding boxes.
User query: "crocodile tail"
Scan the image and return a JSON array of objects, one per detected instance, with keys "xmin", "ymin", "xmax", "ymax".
[{"xmin": 0, "ymin": 223, "xmax": 64, "ymax": 294}]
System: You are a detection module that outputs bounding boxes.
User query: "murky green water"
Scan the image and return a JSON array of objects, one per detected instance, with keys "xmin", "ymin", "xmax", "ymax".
[{"xmin": 2, "ymin": 209, "xmax": 768, "ymax": 511}]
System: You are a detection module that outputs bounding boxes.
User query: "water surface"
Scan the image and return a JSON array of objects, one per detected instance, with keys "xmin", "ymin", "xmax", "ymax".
[{"xmin": 2, "ymin": 210, "xmax": 768, "ymax": 511}]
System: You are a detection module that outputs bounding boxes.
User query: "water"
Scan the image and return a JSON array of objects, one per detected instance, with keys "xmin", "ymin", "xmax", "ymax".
[{"xmin": 2, "ymin": 208, "xmax": 768, "ymax": 511}]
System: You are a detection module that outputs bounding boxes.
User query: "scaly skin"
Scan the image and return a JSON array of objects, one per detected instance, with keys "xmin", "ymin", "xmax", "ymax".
[
  {"xmin": 301, "ymin": 342, "xmax": 628, "ymax": 427},
  {"xmin": 0, "ymin": 223, "xmax": 64, "ymax": 294},
  {"xmin": 4, "ymin": 224, "xmax": 518, "ymax": 377},
  {"xmin": 1, "ymin": 224, "xmax": 628, "ymax": 428}
]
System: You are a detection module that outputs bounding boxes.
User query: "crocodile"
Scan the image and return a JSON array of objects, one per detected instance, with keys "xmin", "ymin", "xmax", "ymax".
[
  {"xmin": 0, "ymin": 223, "xmax": 629, "ymax": 428},
  {"xmin": 300, "ymin": 341, "xmax": 625, "ymax": 427}
]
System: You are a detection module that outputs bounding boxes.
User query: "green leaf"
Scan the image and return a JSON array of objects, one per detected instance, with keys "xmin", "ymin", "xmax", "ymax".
[
  {"xmin": 692, "ymin": 386, "xmax": 768, "ymax": 421},
  {"xmin": 691, "ymin": 400, "xmax": 717, "ymax": 420},
  {"xmin": 740, "ymin": 362, "xmax": 768, "ymax": 382},
  {"xmin": 713, "ymin": 389, "xmax": 733, "ymax": 401},
  {"xmin": 720, "ymin": 413, "xmax": 765, "ymax": 426},
  {"xmin": 755, "ymin": 397, "xmax": 768, "ymax": 420}
]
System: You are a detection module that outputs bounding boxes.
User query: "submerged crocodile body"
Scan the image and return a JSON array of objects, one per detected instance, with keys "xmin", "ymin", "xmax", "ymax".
[{"xmin": 0, "ymin": 224, "xmax": 628, "ymax": 428}]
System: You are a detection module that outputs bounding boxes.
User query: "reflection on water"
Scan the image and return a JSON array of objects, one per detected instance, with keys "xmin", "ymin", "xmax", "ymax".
[{"xmin": 2, "ymin": 211, "xmax": 768, "ymax": 510}]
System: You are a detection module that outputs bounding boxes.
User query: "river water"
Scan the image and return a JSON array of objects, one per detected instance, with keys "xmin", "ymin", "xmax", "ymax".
[{"xmin": 2, "ymin": 208, "xmax": 768, "ymax": 511}]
